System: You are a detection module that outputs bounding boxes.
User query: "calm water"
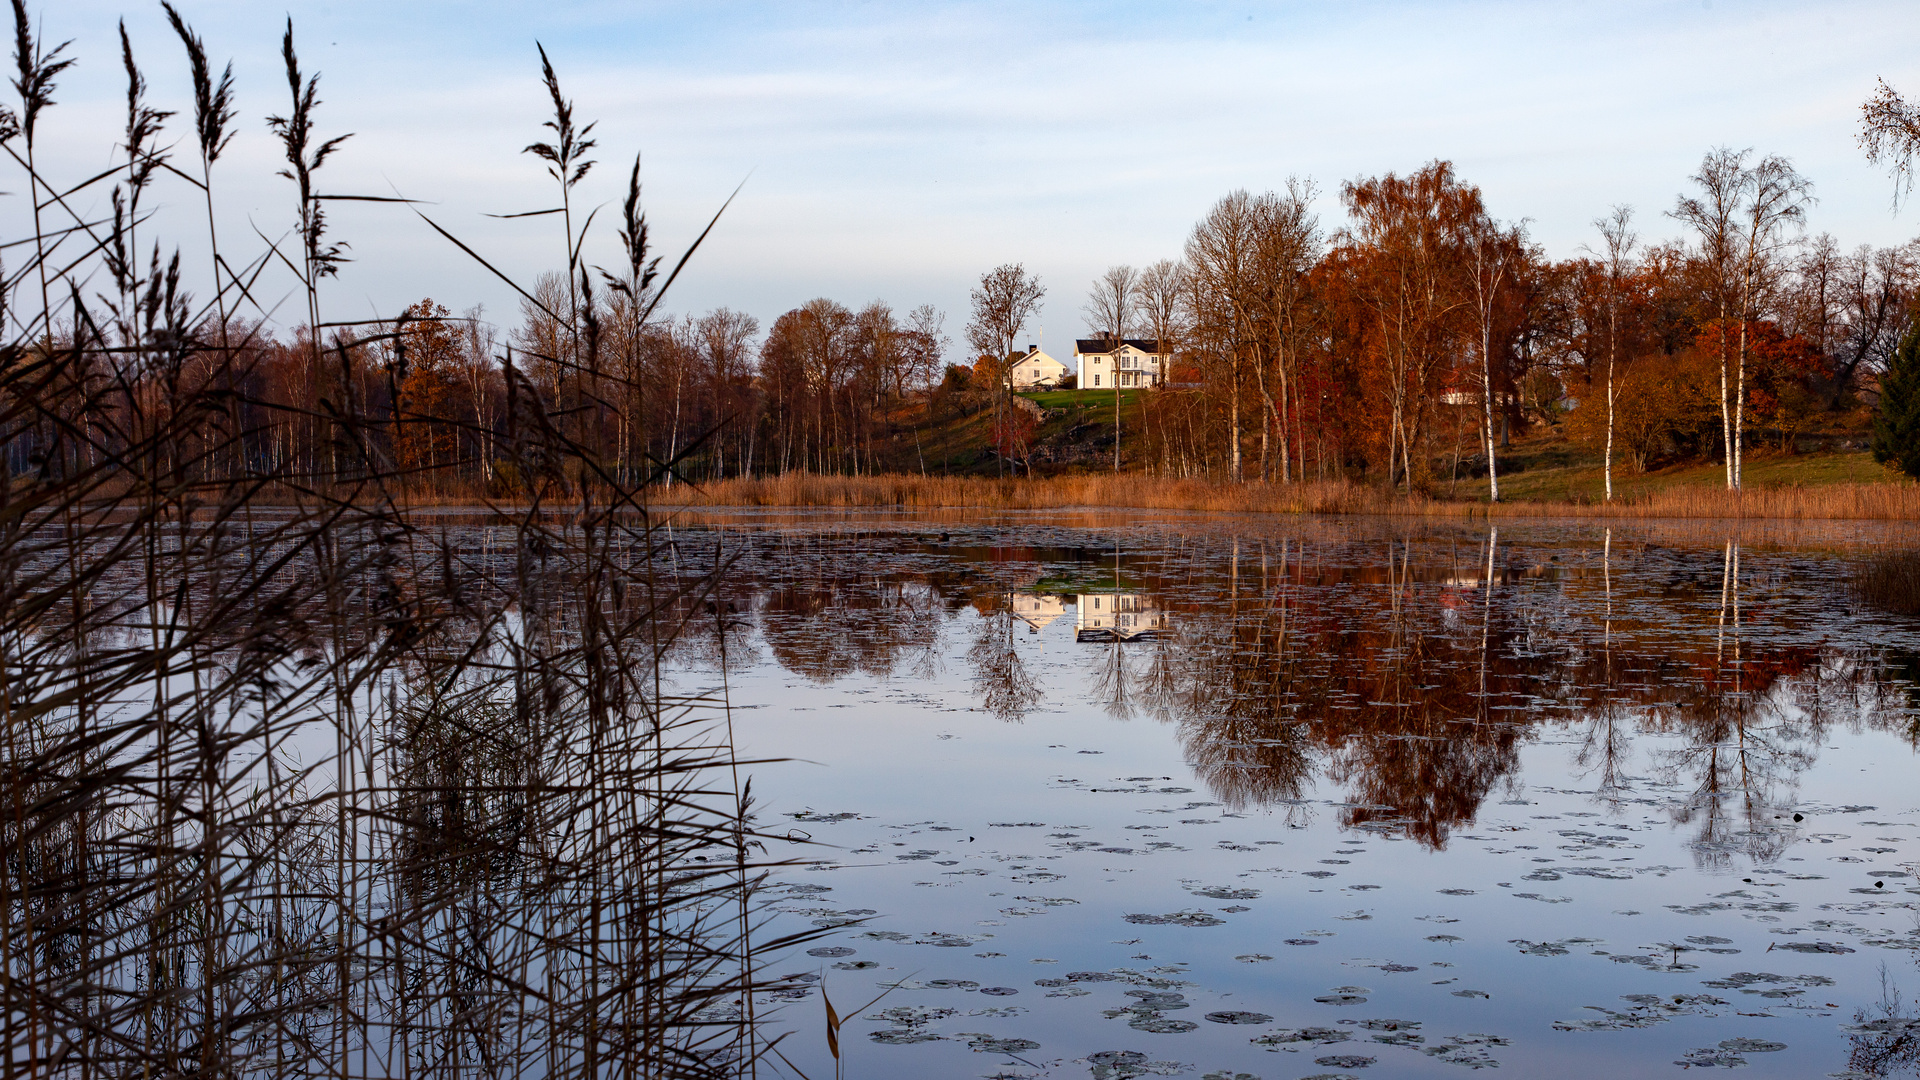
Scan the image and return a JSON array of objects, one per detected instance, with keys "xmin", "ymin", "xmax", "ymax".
[{"xmin": 665, "ymin": 512, "xmax": 1920, "ymax": 1080}]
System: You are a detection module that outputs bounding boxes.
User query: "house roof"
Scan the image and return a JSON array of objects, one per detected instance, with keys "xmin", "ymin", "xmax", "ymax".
[
  {"xmin": 1019, "ymin": 348, "xmax": 1066, "ymax": 366},
  {"xmin": 1074, "ymin": 338, "xmax": 1162, "ymax": 355}
]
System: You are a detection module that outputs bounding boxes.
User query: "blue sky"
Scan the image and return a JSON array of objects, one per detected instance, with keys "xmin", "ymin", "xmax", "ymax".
[{"xmin": 19, "ymin": 0, "xmax": 1920, "ymax": 356}]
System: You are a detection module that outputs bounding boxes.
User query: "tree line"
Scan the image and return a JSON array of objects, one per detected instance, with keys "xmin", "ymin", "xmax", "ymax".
[{"xmin": 8, "ymin": 0, "xmax": 1919, "ymax": 502}]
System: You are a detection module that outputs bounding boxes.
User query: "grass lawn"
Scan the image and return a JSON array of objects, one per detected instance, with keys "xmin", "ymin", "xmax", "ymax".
[
  {"xmin": 1021, "ymin": 388, "xmax": 1147, "ymax": 410},
  {"xmin": 1489, "ymin": 447, "xmax": 1904, "ymax": 503}
]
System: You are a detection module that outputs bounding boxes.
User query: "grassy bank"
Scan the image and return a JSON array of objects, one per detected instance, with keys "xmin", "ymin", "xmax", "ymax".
[{"xmin": 650, "ymin": 470, "xmax": 1920, "ymax": 519}]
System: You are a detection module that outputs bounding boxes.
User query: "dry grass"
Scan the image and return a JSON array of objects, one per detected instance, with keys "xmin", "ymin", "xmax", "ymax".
[{"xmin": 648, "ymin": 471, "xmax": 1920, "ymax": 520}]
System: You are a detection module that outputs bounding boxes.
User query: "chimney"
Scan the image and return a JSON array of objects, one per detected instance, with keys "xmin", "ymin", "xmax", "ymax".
[{"xmin": 1026, "ymin": 344, "xmax": 1035, "ymax": 354}]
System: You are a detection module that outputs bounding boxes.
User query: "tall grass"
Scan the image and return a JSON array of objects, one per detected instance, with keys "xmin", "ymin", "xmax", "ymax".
[
  {"xmin": 0, "ymin": 10, "xmax": 798, "ymax": 1078},
  {"xmin": 650, "ymin": 470, "xmax": 1920, "ymax": 520}
]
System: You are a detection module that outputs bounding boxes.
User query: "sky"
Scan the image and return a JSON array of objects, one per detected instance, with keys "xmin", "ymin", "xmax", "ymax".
[{"xmin": 19, "ymin": 0, "xmax": 1920, "ymax": 359}]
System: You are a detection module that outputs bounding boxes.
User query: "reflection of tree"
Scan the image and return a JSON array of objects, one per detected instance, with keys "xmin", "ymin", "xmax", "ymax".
[
  {"xmin": 708, "ymin": 525, "xmax": 1920, "ymax": 858},
  {"xmin": 1575, "ymin": 529, "xmax": 1633, "ymax": 806},
  {"xmin": 759, "ymin": 578, "xmax": 941, "ymax": 682},
  {"xmin": 1139, "ymin": 635, "xmax": 1187, "ymax": 723},
  {"xmin": 967, "ymin": 602, "xmax": 1043, "ymax": 723},
  {"xmin": 1847, "ymin": 971, "xmax": 1920, "ymax": 1079},
  {"xmin": 1174, "ymin": 596, "xmax": 1314, "ymax": 811},
  {"xmin": 1653, "ymin": 544, "xmax": 1820, "ymax": 866},
  {"xmin": 1091, "ymin": 639, "xmax": 1138, "ymax": 720}
]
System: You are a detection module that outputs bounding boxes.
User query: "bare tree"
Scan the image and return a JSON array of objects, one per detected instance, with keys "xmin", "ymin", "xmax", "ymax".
[
  {"xmin": 1084, "ymin": 265, "xmax": 1140, "ymax": 472},
  {"xmin": 966, "ymin": 264, "xmax": 1046, "ymax": 476},
  {"xmin": 1249, "ymin": 179, "xmax": 1321, "ymax": 483},
  {"xmin": 902, "ymin": 303, "xmax": 949, "ymax": 396},
  {"xmin": 1590, "ymin": 206, "xmax": 1637, "ymax": 502},
  {"xmin": 1185, "ymin": 192, "xmax": 1260, "ymax": 481},
  {"xmin": 697, "ymin": 308, "xmax": 759, "ymax": 478},
  {"xmin": 1137, "ymin": 260, "xmax": 1187, "ymax": 476},
  {"xmin": 1860, "ymin": 77, "xmax": 1920, "ymax": 210}
]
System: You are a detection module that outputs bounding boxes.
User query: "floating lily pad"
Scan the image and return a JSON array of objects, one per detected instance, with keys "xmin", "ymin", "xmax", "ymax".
[
  {"xmin": 1125, "ymin": 911, "xmax": 1226, "ymax": 927},
  {"xmin": 1204, "ymin": 1010, "xmax": 1273, "ymax": 1025},
  {"xmin": 962, "ymin": 1034, "xmax": 1039, "ymax": 1053},
  {"xmin": 1718, "ymin": 1038, "xmax": 1785, "ymax": 1052},
  {"xmin": 807, "ymin": 946, "xmax": 855, "ymax": 957},
  {"xmin": 1253, "ymin": 1027, "xmax": 1350, "ymax": 1047}
]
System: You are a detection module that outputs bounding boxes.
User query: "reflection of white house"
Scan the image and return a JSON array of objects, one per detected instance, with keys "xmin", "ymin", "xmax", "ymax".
[
  {"xmin": 1011, "ymin": 346, "xmax": 1070, "ymax": 390},
  {"xmin": 1075, "ymin": 338, "xmax": 1166, "ymax": 389},
  {"xmin": 1010, "ymin": 592, "xmax": 1068, "ymax": 633},
  {"xmin": 1075, "ymin": 592, "xmax": 1165, "ymax": 642}
]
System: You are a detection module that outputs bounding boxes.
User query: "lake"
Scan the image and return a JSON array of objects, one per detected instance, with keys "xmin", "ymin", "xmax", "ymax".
[{"xmin": 665, "ymin": 511, "xmax": 1920, "ymax": 1080}]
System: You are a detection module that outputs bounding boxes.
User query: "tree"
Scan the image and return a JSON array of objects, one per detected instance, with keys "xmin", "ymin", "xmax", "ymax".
[
  {"xmin": 391, "ymin": 299, "xmax": 464, "ymax": 478},
  {"xmin": 1248, "ymin": 179, "xmax": 1321, "ymax": 484},
  {"xmin": 1337, "ymin": 162, "xmax": 1479, "ymax": 491},
  {"xmin": 1671, "ymin": 148, "xmax": 1745, "ymax": 489},
  {"xmin": 696, "ymin": 308, "xmax": 759, "ymax": 479},
  {"xmin": 1731, "ymin": 155, "xmax": 1814, "ymax": 483},
  {"xmin": 1464, "ymin": 212, "xmax": 1525, "ymax": 502},
  {"xmin": 1136, "ymin": 260, "xmax": 1187, "ymax": 477},
  {"xmin": 1860, "ymin": 77, "xmax": 1920, "ymax": 209},
  {"xmin": 1184, "ymin": 191, "xmax": 1260, "ymax": 481},
  {"xmin": 1084, "ymin": 265, "xmax": 1139, "ymax": 472},
  {"xmin": 1671, "ymin": 147, "xmax": 1813, "ymax": 490},
  {"xmin": 1590, "ymin": 205, "xmax": 1638, "ymax": 501},
  {"xmin": 966, "ymin": 264, "xmax": 1045, "ymax": 476},
  {"xmin": 1871, "ymin": 317, "xmax": 1920, "ymax": 480}
]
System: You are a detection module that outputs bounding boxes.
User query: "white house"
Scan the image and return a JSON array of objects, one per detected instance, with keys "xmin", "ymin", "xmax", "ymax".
[
  {"xmin": 1010, "ymin": 346, "xmax": 1070, "ymax": 390},
  {"xmin": 1074, "ymin": 592, "xmax": 1165, "ymax": 642},
  {"xmin": 1075, "ymin": 338, "xmax": 1166, "ymax": 389},
  {"xmin": 1009, "ymin": 592, "xmax": 1068, "ymax": 633}
]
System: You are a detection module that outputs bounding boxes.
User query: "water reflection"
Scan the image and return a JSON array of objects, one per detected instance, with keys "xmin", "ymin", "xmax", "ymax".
[{"xmin": 678, "ymin": 522, "xmax": 1919, "ymax": 854}]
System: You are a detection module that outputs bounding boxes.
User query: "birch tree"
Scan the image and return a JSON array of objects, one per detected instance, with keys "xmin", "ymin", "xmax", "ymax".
[
  {"xmin": 1464, "ymin": 212, "xmax": 1520, "ymax": 502},
  {"xmin": 1249, "ymin": 180, "xmax": 1321, "ymax": 484},
  {"xmin": 1671, "ymin": 149, "xmax": 1747, "ymax": 490},
  {"xmin": 1591, "ymin": 205, "xmax": 1637, "ymax": 502},
  {"xmin": 1729, "ymin": 156, "xmax": 1813, "ymax": 487}
]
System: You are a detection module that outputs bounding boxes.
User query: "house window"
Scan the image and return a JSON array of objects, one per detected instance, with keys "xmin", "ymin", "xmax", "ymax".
[{"xmin": 1092, "ymin": 374, "xmax": 1100, "ymax": 387}]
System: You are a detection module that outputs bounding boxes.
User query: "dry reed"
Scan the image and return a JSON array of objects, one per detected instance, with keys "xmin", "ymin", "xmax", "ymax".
[
  {"xmin": 1, "ymin": 12, "xmax": 799, "ymax": 1079},
  {"xmin": 648, "ymin": 471, "xmax": 1920, "ymax": 520}
]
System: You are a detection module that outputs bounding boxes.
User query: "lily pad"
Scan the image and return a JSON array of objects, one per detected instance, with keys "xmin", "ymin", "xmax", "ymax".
[{"xmin": 1204, "ymin": 1010, "xmax": 1273, "ymax": 1025}]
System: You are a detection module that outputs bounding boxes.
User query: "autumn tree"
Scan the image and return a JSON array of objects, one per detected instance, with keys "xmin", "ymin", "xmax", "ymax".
[
  {"xmin": 1337, "ymin": 161, "xmax": 1479, "ymax": 490},
  {"xmin": 391, "ymin": 299, "xmax": 466, "ymax": 480}
]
